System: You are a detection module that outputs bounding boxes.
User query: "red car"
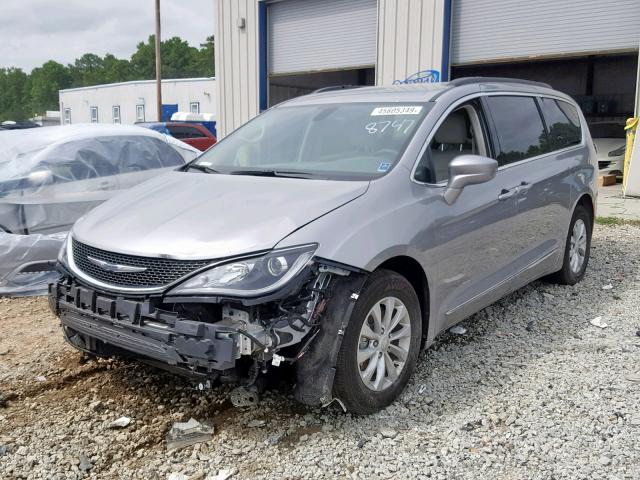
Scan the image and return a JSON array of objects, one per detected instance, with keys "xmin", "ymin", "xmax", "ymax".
[{"xmin": 138, "ymin": 122, "xmax": 217, "ymax": 151}]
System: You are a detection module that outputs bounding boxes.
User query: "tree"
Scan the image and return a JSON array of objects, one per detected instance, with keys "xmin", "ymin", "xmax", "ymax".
[
  {"xmin": 0, "ymin": 35, "xmax": 214, "ymax": 122},
  {"xmin": 29, "ymin": 61, "xmax": 72, "ymax": 114},
  {"xmin": 0, "ymin": 68, "xmax": 30, "ymax": 121}
]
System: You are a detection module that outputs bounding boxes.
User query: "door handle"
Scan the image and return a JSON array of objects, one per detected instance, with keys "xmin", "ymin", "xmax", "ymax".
[{"xmin": 498, "ymin": 188, "xmax": 517, "ymax": 201}]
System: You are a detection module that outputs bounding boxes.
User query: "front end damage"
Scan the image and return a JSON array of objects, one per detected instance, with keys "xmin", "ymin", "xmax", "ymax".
[{"xmin": 49, "ymin": 260, "xmax": 367, "ymax": 406}]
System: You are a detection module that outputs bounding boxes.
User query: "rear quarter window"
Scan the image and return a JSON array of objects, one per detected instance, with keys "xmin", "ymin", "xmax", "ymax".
[
  {"xmin": 539, "ymin": 98, "xmax": 582, "ymax": 150},
  {"xmin": 485, "ymin": 96, "xmax": 548, "ymax": 166}
]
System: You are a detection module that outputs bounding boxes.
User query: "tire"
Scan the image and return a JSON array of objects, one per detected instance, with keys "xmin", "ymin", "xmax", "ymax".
[
  {"xmin": 333, "ymin": 269, "xmax": 422, "ymax": 414},
  {"xmin": 546, "ymin": 205, "xmax": 592, "ymax": 285}
]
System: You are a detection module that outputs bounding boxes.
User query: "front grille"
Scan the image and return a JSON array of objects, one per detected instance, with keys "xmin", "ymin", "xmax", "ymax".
[{"xmin": 72, "ymin": 239, "xmax": 212, "ymax": 289}]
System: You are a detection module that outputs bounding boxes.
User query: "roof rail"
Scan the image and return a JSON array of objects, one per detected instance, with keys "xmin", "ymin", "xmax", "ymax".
[
  {"xmin": 448, "ymin": 76, "xmax": 552, "ymax": 89},
  {"xmin": 313, "ymin": 85, "xmax": 365, "ymax": 94}
]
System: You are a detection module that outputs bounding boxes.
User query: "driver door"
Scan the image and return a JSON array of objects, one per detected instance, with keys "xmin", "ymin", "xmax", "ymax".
[{"xmin": 416, "ymin": 101, "xmax": 522, "ymax": 327}]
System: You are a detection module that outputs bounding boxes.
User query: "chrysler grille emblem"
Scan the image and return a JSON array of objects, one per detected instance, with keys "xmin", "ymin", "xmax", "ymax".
[{"xmin": 87, "ymin": 256, "xmax": 148, "ymax": 273}]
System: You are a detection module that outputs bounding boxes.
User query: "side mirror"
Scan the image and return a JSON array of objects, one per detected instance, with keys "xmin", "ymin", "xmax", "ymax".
[
  {"xmin": 443, "ymin": 155, "xmax": 498, "ymax": 205},
  {"xmin": 27, "ymin": 169, "xmax": 53, "ymax": 187}
]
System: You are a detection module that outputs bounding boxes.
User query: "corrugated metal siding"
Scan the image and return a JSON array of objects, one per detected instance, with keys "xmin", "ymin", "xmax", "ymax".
[
  {"xmin": 268, "ymin": 0, "xmax": 377, "ymax": 75},
  {"xmin": 214, "ymin": 0, "xmax": 260, "ymax": 137},
  {"xmin": 452, "ymin": 0, "xmax": 640, "ymax": 65},
  {"xmin": 376, "ymin": 0, "xmax": 445, "ymax": 85}
]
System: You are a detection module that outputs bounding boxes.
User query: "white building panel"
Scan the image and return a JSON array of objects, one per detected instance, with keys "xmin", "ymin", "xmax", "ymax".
[
  {"xmin": 452, "ymin": 0, "xmax": 640, "ymax": 65},
  {"xmin": 268, "ymin": 0, "xmax": 377, "ymax": 75},
  {"xmin": 376, "ymin": 0, "xmax": 446, "ymax": 85},
  {"xmin": 59, "ymin": 78, "xmax": 216, "ymax": 125},
  {"xmin": 214, "ymin": 0, "xmax": 260, "ymax": 137}
]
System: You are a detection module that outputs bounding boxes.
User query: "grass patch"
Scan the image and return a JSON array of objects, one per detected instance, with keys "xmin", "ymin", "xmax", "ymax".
[{"xmin": 595, "ymin": 216, "xmax": 640, "ymax": 227}]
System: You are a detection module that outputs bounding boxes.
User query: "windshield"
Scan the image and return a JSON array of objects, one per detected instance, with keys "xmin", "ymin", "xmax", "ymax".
[{"xmin": 193, "ymin": 102, "xmax": 432, "ymax": 180}]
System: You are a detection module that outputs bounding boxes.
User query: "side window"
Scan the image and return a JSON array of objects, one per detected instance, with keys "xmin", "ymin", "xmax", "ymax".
[
  {"xmin": 415, "ymin": 103, "xmax": 487, "ymax": 183},
  {"xmin": 485, "ymin": 96, "xmax": 547, "ymax": 166},
  {"xmin": 539, "ymin": 98, "xmax": 582, "ymax": 150}
]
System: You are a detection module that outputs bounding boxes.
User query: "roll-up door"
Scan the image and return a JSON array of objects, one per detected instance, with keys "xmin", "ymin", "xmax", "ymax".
[
  {"xmin": 268, "ymin": 0, "xmax": 377, "ymax": 75},
  {"xmin": 451, "ymin": 0, "xmax": 640, "ymax": 65}
]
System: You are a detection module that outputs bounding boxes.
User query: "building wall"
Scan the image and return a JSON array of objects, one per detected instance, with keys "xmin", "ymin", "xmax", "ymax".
[
  {"xmin": 451, "ymin": 0, "xmax": 640, "ymax": 65},
  {"xmin": 214, "ymin": 0, "xmax": 260, "ymax": 138},
  {"xmin": 376, "ymin": 0, "xmax": 448, "ymax": 85},
  {"xmin": 59, "ymin": 78, "xmax": 216, "ymax": 125}
]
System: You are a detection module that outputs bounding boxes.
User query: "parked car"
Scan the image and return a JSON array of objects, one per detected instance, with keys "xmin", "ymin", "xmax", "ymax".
[
  {"xmin": 589, "ymin": 121, "xmax": 626, "ymax": 178},
  {"xmin": 137, "ymin": 122, "xmax": 217, "ymax": 151},
  {"xmin": 0, "ymin": 124, "xmax": 199, "ymax": 296},
  {"xmin": 50, "ymin": 78, "xmax": 597, "ymax": 414}
]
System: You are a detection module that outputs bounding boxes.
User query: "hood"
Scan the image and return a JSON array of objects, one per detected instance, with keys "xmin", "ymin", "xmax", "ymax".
[{"xmin": 73, "ymin": 171, "xmax": 369, "ymax": 259}]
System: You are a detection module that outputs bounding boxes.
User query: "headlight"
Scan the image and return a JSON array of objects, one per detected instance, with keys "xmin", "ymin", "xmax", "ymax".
[
  {"xmin": 168, "ymin": 244, "xmax": 317, "ymax": 296},
  {"xmin": 57, "ymin": 233, "xmax": 71, "ymax": 267}
]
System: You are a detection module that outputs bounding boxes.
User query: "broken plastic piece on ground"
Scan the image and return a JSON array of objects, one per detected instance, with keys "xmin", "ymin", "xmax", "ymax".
[
  {"xmin": 589, "ymin": 316, "xmax": 609, "ymax": 329},
  {"xmin": 166, "ymin": 418, "xmax": 215, "ymax": 451},
  {"xmin": 602, "ymin": 284, "xmax": 614, "ymax": 290},
  {"xmin": 108, "ymin": 416, "xmax": 131, "ymax": 429},
  {"xmin": 449, "ymin": 325, "xmax": 467, "ymax": 335},
  {"xmin": 230, "ymin": 386, "xmax": 259, "ymax": 408}
]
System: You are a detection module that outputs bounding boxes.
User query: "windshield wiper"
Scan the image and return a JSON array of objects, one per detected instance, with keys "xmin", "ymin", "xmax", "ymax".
[
  {"xmin": 184, "ymin": 163, "xmax": 220, "ymax": 174},
  {"xmin": 229, "ymin": 169, "xmax": 314, "ymax": 179}
]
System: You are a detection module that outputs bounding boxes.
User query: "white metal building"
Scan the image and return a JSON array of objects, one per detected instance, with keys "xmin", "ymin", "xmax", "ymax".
[
  {"xmin": 214, "ymin": 0, "xmax": 640, "ymax": 138},
  {"xmin": 59, "ymin": 77, "xmax": 216, "ymax": 126}
]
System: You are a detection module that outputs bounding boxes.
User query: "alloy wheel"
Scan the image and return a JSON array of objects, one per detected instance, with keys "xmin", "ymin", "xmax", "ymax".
[
  {"xmin": 569, "ymin": 218, "xmax": 587, "ymax": 274},
  {"xmin": 357, "ymin": 296, "xmax": 412, "ymax": 391}
]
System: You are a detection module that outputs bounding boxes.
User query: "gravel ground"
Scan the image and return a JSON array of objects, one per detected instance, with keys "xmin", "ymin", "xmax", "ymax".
[{"xmin": 1, "ymin": 224, "xmax": 639, "ymax": 480}]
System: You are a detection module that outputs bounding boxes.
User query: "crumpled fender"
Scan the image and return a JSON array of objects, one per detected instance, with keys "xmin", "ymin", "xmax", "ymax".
[{"xmin": 294, "ymin": 273, "xmax": 367, "ymax": 406}]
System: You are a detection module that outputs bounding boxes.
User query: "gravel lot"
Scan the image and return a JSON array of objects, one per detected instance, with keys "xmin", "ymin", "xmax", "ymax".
[{"xmin": 1, "ymin": 224, "xmax": 639, "ymax": 480}]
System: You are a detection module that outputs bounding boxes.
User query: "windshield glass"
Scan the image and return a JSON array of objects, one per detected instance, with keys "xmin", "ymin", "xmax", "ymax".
[{"xmin": 193, "ymin": 102, "xmax": 432, "ymax": 180}]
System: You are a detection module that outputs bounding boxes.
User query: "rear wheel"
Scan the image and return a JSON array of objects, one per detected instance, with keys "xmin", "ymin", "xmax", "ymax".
[
  {"xmin": 547, "ymin": 205, "xmax": 592, "ymax": 285},
  {"xmin": 333, "ymin": 270, "xmax": 421, "ymax": 414}
]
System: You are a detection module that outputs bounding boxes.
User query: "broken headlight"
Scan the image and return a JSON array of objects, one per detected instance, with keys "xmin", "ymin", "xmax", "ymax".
[{"xmin": 169, "ymin": 244, "xmax": 317, "ymax": 296}]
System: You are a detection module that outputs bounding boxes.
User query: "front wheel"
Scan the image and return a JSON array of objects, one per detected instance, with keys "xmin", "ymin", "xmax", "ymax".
[
  {"xmin": 333, "ymin": 270, "xmax": 422, "ymax": 414},
  {"xmin": 547, "ymin": 205, "xmax": 592, "ymax": 285}
]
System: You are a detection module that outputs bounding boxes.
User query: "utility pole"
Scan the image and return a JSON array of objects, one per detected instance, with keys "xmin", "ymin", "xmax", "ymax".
[{"xmin": 155, "ymin": 0, "xmax": 162, "ymax": 121}]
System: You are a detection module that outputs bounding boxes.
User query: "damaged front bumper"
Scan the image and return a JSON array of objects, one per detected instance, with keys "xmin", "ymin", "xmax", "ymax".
[{"xmin": 49, "ymin": 260, "xmax": 367, "ymax": 406}]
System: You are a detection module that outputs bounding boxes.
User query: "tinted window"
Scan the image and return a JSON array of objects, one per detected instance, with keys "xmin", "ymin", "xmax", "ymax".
[
  {"xmin": 486, "ymin": 96, "xmax": 548, "ymax": 165},
  {"xmin": 168, "ymin": 125, "xmax": 205, "ymax": 139},
  {"xmin": 539, "ymin": 98, "xmax": 581, "ymax": 150}
]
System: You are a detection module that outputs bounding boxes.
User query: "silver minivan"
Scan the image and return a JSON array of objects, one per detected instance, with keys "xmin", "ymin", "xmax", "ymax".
[{"xmin": 50, "ymin": 78, "xmax": 597, "ymax": 414}]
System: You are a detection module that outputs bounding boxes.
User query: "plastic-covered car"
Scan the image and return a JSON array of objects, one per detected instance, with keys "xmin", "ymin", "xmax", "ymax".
[{"xmin": 0, "ymin": 124, "xmax": 199, "ymax": 295}]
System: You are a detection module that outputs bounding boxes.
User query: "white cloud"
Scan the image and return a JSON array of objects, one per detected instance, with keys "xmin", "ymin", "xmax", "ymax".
[{"xmin": 0, "ymin": 0, "xmax": 215, "ymax": 71}]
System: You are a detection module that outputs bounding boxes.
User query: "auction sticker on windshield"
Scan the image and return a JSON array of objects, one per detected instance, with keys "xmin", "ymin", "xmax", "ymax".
[{"xmin": 371, "ymin": 106, "xmax": 423, "ymax": 116}]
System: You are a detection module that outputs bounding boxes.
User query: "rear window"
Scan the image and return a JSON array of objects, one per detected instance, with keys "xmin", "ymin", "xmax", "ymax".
[
  {"xmin": 539, "ymin": 98, "xmax": 582, "ymax": 150},
  {"xmin": 485, "ymin": 96, "xmax": 548, "ymax": 165}
]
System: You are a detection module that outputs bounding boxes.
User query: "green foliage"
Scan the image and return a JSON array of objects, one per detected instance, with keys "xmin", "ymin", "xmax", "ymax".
[{"xmin": 0, "ymin": 36, "xmax": 215, "ymax": 122}]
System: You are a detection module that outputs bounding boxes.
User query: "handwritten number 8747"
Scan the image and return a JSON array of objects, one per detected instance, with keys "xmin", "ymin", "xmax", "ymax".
[{"xmin": 365, "ymin": 119, "xmax": 415, "ymax": 135}]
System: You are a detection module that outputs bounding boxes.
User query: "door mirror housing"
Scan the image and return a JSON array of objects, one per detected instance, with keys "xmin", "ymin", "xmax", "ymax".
[{"xmin": 443, "ymin": 155, "xmax": 498, "ymax": 205}]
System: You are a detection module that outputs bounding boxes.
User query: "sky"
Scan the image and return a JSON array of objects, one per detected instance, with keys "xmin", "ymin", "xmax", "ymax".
[{"xmin": 0, "ymin": 0, "xmax": 215, "ymax": 71}]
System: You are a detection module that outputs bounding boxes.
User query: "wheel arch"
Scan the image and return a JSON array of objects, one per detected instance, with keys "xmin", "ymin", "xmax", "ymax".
[
  {"xmin": 375, "ymin": 255, "xmax": 431, "ymax": 339},
  {"xmin": 575, "ymin": 192, "xmax": 595, "ymax": 224}
]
